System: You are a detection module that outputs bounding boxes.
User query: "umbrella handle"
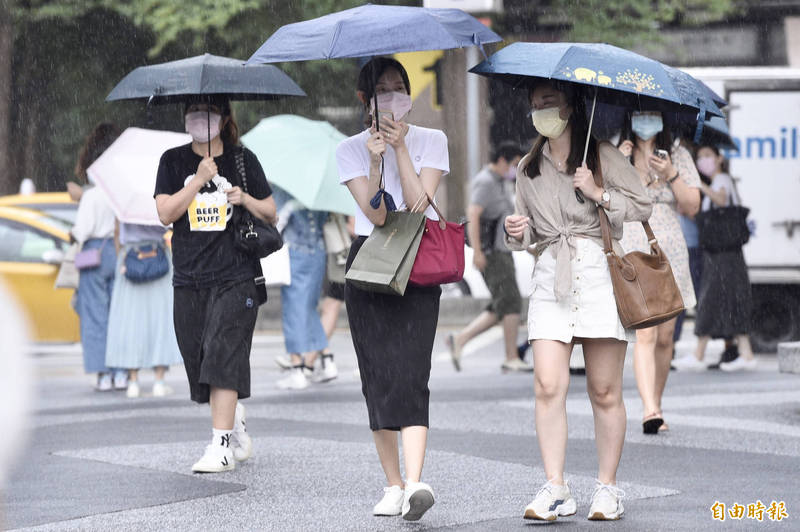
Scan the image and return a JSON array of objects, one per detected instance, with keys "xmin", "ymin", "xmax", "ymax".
[{"xmin": 576, "ymin": 91, "xmax": 598, "ymax": 204}]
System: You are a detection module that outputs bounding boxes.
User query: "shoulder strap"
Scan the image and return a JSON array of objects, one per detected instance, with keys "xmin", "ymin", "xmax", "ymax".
[
  {"xmin": 595, "ymin": 150, "xmax": 656, "ymax": 254},
  {"xmin": 235, "ymin": 146, "xmax": 248, "ymax": 193}
]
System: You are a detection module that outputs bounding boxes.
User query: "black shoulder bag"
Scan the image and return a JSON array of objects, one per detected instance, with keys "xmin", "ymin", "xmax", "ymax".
[{"xmin": 233, "ymin": 147, "xmax": 283, "ymax": 258}]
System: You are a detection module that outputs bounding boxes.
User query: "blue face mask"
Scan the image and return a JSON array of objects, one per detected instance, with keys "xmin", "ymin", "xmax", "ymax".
[{"xmin": 631, "ymin": 114, "xmax": 663, "ymax": 141}]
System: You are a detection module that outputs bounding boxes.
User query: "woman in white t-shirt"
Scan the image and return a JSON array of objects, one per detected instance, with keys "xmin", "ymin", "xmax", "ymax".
[
  {"xmin": 692, "ymin": 145, "xmax": 756, "ymax": 370},
  {"xmin": 335, "ymin": 57, "xmax": 449, "ymax": 522}
]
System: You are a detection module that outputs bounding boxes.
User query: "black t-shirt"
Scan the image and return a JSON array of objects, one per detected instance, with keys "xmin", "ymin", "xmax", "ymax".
[{"xmin": 154, "ymin": 143, "xmax": 272, "ymax": 288}]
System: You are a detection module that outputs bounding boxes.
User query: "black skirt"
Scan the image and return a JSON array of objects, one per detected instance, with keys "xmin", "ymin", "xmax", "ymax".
[
  {"xmin": 345, "ymin": 236, "xmax": 441, "ymax": 431},
  {"xmin": 694, "ymin": 248, "xmax": 752, "ymax": 338},
  {"xmin": 173, "ymin": 278, "xmax": 259, "ymax": 403}
]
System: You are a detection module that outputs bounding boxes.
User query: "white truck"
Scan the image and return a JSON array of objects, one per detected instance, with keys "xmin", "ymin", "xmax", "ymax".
[{"xmin": 684, "ymin": 67, "xmax": 800, "ymax": 351}]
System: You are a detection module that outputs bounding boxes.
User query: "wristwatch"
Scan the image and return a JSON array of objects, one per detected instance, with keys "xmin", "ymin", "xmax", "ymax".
[
  {"xmin": 667, "ymin": 172, "xmax": 680, "ymax": 184},
  {"xmin": 596, "ymin": 189, "xmax": 611, "ymax": 208}
]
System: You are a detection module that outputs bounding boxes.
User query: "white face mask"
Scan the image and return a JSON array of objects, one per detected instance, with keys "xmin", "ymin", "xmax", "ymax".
[
  {"xmin": 532, "ymin": 107, "xmax": 569, "ymax": 138},
  {"xmin": 185, "ymin": 111, "xmax": 222, "ymax": 143}
]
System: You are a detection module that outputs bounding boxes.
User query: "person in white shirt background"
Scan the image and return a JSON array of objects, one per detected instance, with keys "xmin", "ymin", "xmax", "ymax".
[{"xmin": 70, "ymin": 123, "xmax": 126, "ymax": 392}]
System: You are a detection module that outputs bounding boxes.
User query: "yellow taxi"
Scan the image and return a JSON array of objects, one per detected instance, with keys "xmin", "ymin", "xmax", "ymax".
[
  {"xmin": 0, "ymin": 206, "xmax": 80, "ymax": 342},
  {"xmin": 0, "ymin": 191, "xmax": 78, "ymax": 224}
]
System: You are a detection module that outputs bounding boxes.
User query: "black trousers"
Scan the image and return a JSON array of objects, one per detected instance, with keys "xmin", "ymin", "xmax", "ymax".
[
  {"xmin": 173, "ymin": 278, "xmax": 259, "ymax": 404},
  {"xmin": 345, "ymin": 236, "xmax": 441, "ymax": 431}
]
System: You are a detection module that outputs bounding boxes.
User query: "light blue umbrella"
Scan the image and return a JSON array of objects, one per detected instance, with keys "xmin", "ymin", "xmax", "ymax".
[{"xmin": 242, "ymin": 115, "xmax": 355, "ymax": 216}]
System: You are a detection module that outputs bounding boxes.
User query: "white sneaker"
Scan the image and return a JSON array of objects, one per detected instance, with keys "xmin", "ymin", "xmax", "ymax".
[
  {"xmin": 277, "ymin": 367, "xmax": 309, "ymax": 390},
  {"xmin": 231, "ymin": 402, "xmax": 252, "ymax": 462},
  {"xmin": 312, "ymin": 354, "xmax": 338, "ymax": 383},
  {"xmin": 191, "ymin": 444, "xmax": 235, "ymax": 473},
  {"xmin": 524, "ymin": 481, "xmax": 577, "ymax": 521},
  {"xmin": 402, "ymin": 482, "xmax": 435, "ymax": 521},
  {"xmin": 502, "ymin": 358, "xmax": 534, "ymax": 373},
  {"xmin": 720, "ymin": 357, "xmax": 757, "ymax": 372},
  {"xmin": 672, "ymin": 354, "xmax": 708, "ymax": 371},
  {"xmin": 587, "ymin": 481, "xmax": 625, "ymax": 520},
  {"xmin": 152, "ymin": 381, "xmax": 172, "ymax": 397},
  {"xmin": 373, "ymin": 485, "xmax": 404, "ymax": 516},
  {"xmin": 126, "ymin": 381, "xmax": 140, "ymax": 398},
  {"xmin": 113, "ymin": 371, "xmax": 128, "ymax": 390},
  {"xmin": 96, "ymin": 373, "xmax": 112, "ymax": 392},
  {"xmin": 275, "ymin": 355, "xmax": 292, "ymax": 370}
]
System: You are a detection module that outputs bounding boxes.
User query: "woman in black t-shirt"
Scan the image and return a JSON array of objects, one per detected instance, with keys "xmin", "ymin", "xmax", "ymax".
[{"xmin": 154, "ymin": 96, "xmax": 276, "ymax": 474}]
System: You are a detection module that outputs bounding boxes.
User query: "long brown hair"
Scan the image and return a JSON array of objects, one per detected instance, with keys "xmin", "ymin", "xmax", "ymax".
[
  {"xmin": 184, "ymin": 95, "xmax": 240, "ymax": 146},
  {"xmin": 523, "ymin": 81, "xmax": 599, "ymax": 179},
  {"xmin": 74, "ymin": 122, "xmax": 120, "ymax": 183}
]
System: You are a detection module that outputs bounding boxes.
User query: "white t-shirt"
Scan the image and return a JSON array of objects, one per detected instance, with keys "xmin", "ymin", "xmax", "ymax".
[
  {"xmin": 701, "ymin": 173, "xmax": 738, "ymax": 211},
  {"xmin": 336, "ymin": 125, "xmax": 449, "ymax": 236},
  {"xmin": 71, "ymin": 186, "xmax": 116, "ymax": 244}
]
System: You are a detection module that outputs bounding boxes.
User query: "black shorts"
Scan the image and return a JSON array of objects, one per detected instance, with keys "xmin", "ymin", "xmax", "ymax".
[{"xmin": 173, "ymin": 279, "xmax": 259, "ymax": 404}]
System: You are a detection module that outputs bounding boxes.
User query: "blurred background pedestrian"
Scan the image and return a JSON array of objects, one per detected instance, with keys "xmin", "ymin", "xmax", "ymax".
[
  {"xmin": 104, "ymin": 222, "xmax": 182, "ymax": 397},
  {"xmin": 272, "ymin": 186, "xmax": 334, "ymax": 390},
  {"xmin": 447, "ymin": 140, "xmax": 530, "ymax": 373},
  {"xmin": 618, "ymin": 111, "xmax": 701, "ymax": 434},
  {"xmin": 71, "ymin": 123, "xmax": 125, "ymax": 392},
  {"xmin": 683, "ymin": 145, "xmax": 756, "ymax": 371}
]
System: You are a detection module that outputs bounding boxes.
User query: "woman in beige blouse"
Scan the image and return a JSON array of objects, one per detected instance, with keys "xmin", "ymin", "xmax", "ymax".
[
  {"xmin": 618, "ymin": 112, "xmax": 701, "ymax": 436},
  {"xmin": 505, "ymin": 81, "xmax": 651, "ymax": 522}
]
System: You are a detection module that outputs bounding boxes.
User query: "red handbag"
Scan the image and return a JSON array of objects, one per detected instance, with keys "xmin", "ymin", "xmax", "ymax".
[{"xmin": 408, "ymin": 192, "xmax": 465, "ymax": 286}]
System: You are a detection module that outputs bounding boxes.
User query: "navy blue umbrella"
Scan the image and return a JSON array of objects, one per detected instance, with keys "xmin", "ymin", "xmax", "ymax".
[
  {"xmin": 107, "ymin": 54, "xmax": 306, "ymax": 155},
  {"xmin": 247, "ymin": 3, "xmax": 501, "ymax": 63},
  {"xmin": 470, "ymin": 42, "xmax": 724, "ymax": 201},
  {"xmin": 247, "ymin": 3, "xmax": 501, "ymax": 210}
]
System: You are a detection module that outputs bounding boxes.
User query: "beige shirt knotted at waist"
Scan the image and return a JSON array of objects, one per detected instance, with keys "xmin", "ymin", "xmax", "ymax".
[{"xmin": 506, "ymin": 141, "xmax": 652, "ymax": 301}]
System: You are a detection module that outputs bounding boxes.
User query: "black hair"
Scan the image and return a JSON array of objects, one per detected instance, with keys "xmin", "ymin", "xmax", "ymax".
[
  {"xmin": 183, "ymin": 95, "xmax": 239, "ymax": 146},
  {"xmin": 74, "ymin": 122, "xmax": 120, "ymax": 183},
  {"xmin": 618, "ymin": 111, "xmax": 674, "ymax": 165},
  {"xmin": 491, "ymin": 141, "xmax": 525, "ymax": 163},
  {"xmin": 523, "ymin": 80, "xmax": 600, "ymax": 179},
  {"xmin": 357, "ymin": 57, "xmax": 411, "ymax": 103}
]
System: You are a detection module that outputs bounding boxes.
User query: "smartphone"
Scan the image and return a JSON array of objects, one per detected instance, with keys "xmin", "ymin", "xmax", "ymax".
[
  {"xmin": 377, "ymin": 110, "xmax": 394, "ymax": 127},
  {"xmin": 654, "ymin": 149, "xmax": 668, "ymax": 159}
]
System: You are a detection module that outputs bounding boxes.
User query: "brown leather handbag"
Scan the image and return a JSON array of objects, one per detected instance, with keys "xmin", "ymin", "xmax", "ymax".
[{"xmin": 596, "ymin": 173, "xmax": 684, "ymax": 329}]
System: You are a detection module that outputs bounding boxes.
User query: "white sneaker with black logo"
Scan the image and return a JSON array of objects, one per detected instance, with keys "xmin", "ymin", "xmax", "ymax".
[
  {"xmin": 587, "ymin": 481, "xmax": 625, "ymax": 520},
  {"xmin": 231, "ymin": 402, "xmax": 252, "ymax": 462},
  {"xmin": 524, "ymin": 481, "xmax": 577, "ymax": 521},
  {"xmin": 191, "ymin": 444, "xmax": 235, "ymax": 473}
]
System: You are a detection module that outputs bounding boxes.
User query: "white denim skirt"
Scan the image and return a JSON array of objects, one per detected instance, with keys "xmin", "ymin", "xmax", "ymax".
[{"xmin": 527, "ymin": 238, "xmax": 634, "ymax": 344}]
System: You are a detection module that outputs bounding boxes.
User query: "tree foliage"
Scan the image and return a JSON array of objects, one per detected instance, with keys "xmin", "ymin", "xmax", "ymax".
[{"xmin": 563, "ymin": 0, "xmax": 741, "ymax": 49}]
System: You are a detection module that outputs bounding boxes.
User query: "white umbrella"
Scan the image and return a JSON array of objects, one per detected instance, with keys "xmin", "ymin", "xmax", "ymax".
[{"xmin": 87, "ymin": 127, "xmax": 191, "ymax": 225}]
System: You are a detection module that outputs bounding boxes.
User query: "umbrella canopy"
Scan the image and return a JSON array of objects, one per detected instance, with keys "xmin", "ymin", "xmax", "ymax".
[
  {"xmin": 678, "ymin": 114, "xmax": 737, "ymax": 151},
  {"xmin": 246, "ymin": 3, "xmax": 501, "ymax": 63},
  {"xmin": 241, "ymin": 115, "xmax": 355, "ymax": 216},
  {"xmin": 87, "ymin": 128, "xmax": 191, "ymax": 225},
  {"xmin": 106, "ymin": 53, "xmax": 305, "ymax": 104},
  {"xmin": 469, "ymin": 42, "xmax": 724, "ymax": 119}
]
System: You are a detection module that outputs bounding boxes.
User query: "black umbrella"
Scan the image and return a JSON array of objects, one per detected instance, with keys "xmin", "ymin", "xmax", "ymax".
[{"xmin": 107, "ymin": 54, "xmax": 306, "ymax": 155}]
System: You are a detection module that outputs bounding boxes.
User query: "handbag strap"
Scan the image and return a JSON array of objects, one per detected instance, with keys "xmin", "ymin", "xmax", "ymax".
[
  {"xmin": 595, "ymin": 156, "xmax": 657, "ymax": 255},
  {"xmin": 409, "ymin": 190, "xmax": 448, "ymax": 230},
  {"xmin": 234, "ymin": 146, "xmax": 256, "ymax": 229}
]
